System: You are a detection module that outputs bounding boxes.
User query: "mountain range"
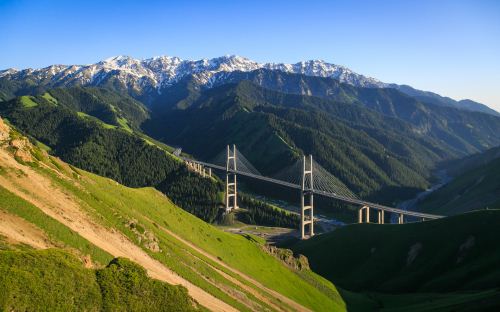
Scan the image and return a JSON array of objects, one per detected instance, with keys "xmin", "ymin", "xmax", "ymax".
[
  {"xmin": 1, "ymin": 55, "xmax": 500, "ymax": 207},
  {"xmin": 1, "ymin": 55, "xmax": 498, "ymax": 116},
  {"xmin": 2, "ymin": 54, "xmax": 500, "ymax": 311}
]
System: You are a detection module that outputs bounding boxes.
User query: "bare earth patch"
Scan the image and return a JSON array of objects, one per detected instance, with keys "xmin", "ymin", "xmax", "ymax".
[{"xmin": 0, "ymin": 210, "xmax": 54, "ymax": 249}]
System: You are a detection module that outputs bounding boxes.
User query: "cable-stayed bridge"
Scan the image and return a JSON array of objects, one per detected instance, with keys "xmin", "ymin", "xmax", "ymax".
[{"xmin": 177, "ymin": 145, "xmax": 444, "ymax": 239}]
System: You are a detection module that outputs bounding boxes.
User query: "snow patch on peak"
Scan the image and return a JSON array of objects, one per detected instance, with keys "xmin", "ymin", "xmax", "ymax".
[
  {"xmin": 0, "ymin": 54, "xmax": 387, "ymax": 92},
  {"xmin": 0, "ymin": 68, "xmax": 19, "ymax": 78}
]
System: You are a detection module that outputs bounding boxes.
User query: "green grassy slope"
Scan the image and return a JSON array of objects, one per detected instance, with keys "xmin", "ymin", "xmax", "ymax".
[
  {"xmin": 0, "ymin": 122, "xmax": 346, "ymax": 311},
  {"xmin": 292, "ymin": 211, "xmax": 500, "ymax": 293},
  {"xmin": 0, "ymin": 249, "xmax": 196, "ymax": 311},
  {"xmin": 419, "ymin": 157, "xmax": 500, "ymax": 215},
  {"xmin": 46, "ymin": 87, "xmax": 150, "ymax": 130},
  {"xmin": 59, "ymin": 165, "xmax": 345, "ymax": 311},
  {"xmin": 0, "ymin": 90, "xmax": 223, "ymax": 222}
]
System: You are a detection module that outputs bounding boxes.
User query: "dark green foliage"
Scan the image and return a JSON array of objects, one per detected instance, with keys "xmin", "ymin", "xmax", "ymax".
[
  {"xmin": 238, "ymin": 194, "xmax": 299, "ymax": 228},
  {"xmin": 0, "ymin": 97, "xmax": 179, "ymax": 187},
  {"xmin": 97, "ymin": 257, "xmax": 196, "ymax": 311},
  {"xmin": 145, "ymin": 81, "xmax": 472, "ymax": 202},
  {"xmin": 0, "ymin": 91, "xmax": 222, "ymax": 222},
  {"xmin": 157, "ymin": 167, "xmax": 224, "ymax": 223},
  {"xmin": 418, "ymin": 156, "xmax": 500, "ymax": 215},
  {"xmin": 0, "ymin": 249, "xmax": 196, "ymax": 311},
  {"xmin": 207, "ymin": 70, "xmax": 500, "ymax": 153},
  {"xmin": 292, "ymin": 210, "xmax": 500, "ymax": 293},
  {"xmin": 48, "ymin": 87, "xmax": 150, "ymax": 129},
  {"xmin": 441, "ymin": 145, "xmax": 500, "ymax": 177}
]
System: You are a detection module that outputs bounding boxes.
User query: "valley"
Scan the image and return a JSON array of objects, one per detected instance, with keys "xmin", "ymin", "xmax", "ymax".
[{"xmin": 1, "ymin": 53, "xmax": 499, "ymax": 311}]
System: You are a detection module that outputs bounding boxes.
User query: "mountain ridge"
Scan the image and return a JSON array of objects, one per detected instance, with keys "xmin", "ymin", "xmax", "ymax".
[{"xmin": 1, "ymin": 55, "xmax": 498, "ymax": 116}]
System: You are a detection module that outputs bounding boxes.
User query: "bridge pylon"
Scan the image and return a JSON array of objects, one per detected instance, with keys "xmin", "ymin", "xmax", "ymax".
[
  {"xmin": 225, "ymin": 144, "xmax": 237, "ymax": 212},
  {"xmin": 301, "ymin": 155, "xmax": 314, "ymax": 239}
]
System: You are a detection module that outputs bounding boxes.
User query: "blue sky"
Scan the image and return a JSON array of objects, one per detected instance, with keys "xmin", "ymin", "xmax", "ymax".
[{"xmin": 1, "ymin": 0, "xmax": 499, "ymax": 110}]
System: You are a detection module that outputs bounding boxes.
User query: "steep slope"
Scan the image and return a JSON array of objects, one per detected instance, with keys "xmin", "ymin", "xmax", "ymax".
[
  {"xmin": 46, "ymin": 86, "xmax": 150, "ymax": 130},
  {"xmin": 292, "ymin": 211, "xmax": 500, "ymax": 293},
  {"xmin": 1, "ymin": 55, "xmax": 497, "ymax": 116},
  {"xmin": 0, "ymin": 91, "xmax": 222, "ymax": 222},
  {"xmin": 417, "ymin": 154, "xmax": 500, "ymax": 215},
  {"xmin": 0, "ymin": 118, "xmax": 346, "ymax": 311},
  {"xmin": 290, "ymin": 211, "xmax": 500, "ymax": 311},
  {"xmin": 0, "ymin": 250, "xmax": 197, "ymax": 311},
  {"xmin": 175, "ymin": 69, "xmax": 500, "ymax": 154},
  {"xmin": 441, "ymin": 145, "xmax": 500, "ymax": 177}
]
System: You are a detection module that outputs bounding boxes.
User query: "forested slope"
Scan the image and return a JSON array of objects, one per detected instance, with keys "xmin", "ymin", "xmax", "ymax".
[
  {"xmin": 0, "ymin": 90, "xmax": 222, "ymax": 222},
  {"xmin": 145, "ymin": 81, "xmax": 463, "ymax": 202},
  {"xmin": 418, "ymin": 153, "xmax": 500, "ymax": 215}
]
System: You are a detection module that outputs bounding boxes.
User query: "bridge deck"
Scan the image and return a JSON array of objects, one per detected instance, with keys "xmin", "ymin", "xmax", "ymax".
[{"xmin": 183, "ymin": 157, "xmax": 444, "ymax": 220}]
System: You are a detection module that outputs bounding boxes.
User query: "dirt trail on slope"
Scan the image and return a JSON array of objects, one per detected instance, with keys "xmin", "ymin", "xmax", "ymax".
[
  {"xmin": 0, "ymin": 150, "xmax": 236, "ymax": 312},
  {"xmin": 145, "ymin": 216, "xmax": 312, "ymax": 312},
  {"xmin": 0, "ymin": 210, "xmax": 54, "ymax": 249}
]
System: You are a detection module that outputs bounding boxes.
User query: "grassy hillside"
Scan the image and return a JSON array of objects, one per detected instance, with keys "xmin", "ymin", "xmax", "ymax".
[
  {"xmin": 47, "ymin": 87, "xmax": 150, "ymax": 130},
  {"xmin": 418, "ymin": 157, "xmax": 500, "ymax": 215},
  {"xmin": 292, "ymin": 210, "xmax": 500, "ymax": 293},
  {"xmin": 0, "ymin": 118, "xmax": 346, "ymax": 311},
  {"xmin": 0, "ymin": 91, "xmax": 223, "ymax": 222},
  {"xmin": 0, "ymin": 249, "xmax": 196, "ymax": 311},
  {"xmin": 290, "ymin": 211, "xmax": 500, "ymax": 311}
]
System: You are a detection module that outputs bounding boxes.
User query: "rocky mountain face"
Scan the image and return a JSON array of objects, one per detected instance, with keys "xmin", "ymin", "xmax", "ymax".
[{"xmin": 1, "ymin": 55, "xmax": 497, "ymax": 115}]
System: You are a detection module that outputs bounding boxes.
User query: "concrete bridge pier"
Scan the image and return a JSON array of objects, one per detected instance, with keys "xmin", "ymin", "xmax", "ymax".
[
  {"xmin": 358, "ymin": 205, "xmax": 370, "ymax": 223},
  {"xmin": 398, "ymin": 213, "xmax": 404, "ymax": 224},
  {"xmin": 378, "ymin": 210, "xmax": 385, "ymax": 224},
  {"xmin": 301, "ymin": 155, "xmax": 314, "ymax": 239},
  {"xmin": 225, "ymin": 145, "xmax": 237, "ymax": 212}
]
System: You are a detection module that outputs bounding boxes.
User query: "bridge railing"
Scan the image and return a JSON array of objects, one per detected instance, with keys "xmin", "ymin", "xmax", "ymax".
[{"xmin": 181, "ymin": 156, "xmax": 443, "ymax": 221}]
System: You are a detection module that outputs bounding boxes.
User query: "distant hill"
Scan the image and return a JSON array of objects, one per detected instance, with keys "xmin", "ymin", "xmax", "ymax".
[
  {"xmin": 145, "ymin": 80, "xmax": 500, "ymax": 203},
  {"xmin": 442, "ymin": 145, "xmax": 500, "ymax": 177},
  {"xmin": 417, "ymin": 147, "xmax": 500, "ymax": 215},
  {"xmin": 390, "ymin": 84, "xmax": 500, "ymax": 117}
]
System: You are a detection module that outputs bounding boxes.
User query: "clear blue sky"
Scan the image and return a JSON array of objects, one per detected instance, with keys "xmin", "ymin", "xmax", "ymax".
[{"xmin": 1, "ymin": 0, "xmax": 499, "ymax": 110}]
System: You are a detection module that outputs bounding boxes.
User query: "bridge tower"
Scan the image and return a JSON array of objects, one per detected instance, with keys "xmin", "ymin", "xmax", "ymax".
[
  {"xmin": 225, "ymin": 144, "xmax": 237, "ymax": 212},
  {"xmin": 301, "ymin": 155, "xmax": 314, "ymax": 239}
]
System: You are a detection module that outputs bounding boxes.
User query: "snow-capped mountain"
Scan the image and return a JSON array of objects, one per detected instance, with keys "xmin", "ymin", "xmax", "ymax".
[
  {"xmin": 1, "ymin": 55, "xmax": 498, "ymax": 116},
  {"xmin": 0, "ymin": 55, "xmax": 386, "ymax": 90}
]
